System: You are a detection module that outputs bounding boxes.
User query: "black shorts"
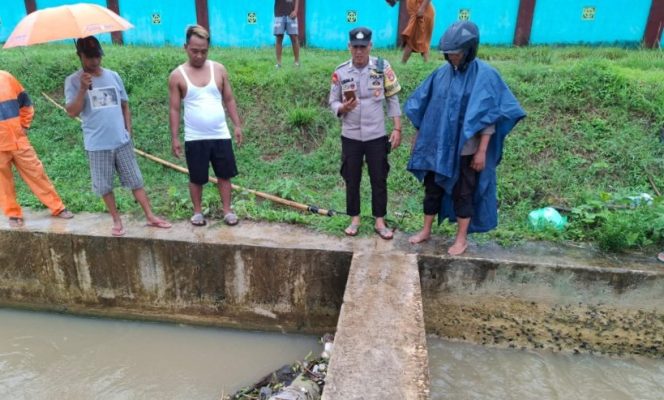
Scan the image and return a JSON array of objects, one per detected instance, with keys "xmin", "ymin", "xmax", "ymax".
[
  {"xmin": 185, "ymin": 139, "xmax": 238, "ymax": 185},
  {"xmin": 422, "ymin": 155, "xmax": 477, "ymax": 218}
]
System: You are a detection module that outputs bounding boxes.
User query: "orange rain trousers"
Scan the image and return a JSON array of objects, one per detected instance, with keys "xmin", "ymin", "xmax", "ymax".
[{"xmin": 0, "ymin": 146, "xmax": 65, "ymax": 218}]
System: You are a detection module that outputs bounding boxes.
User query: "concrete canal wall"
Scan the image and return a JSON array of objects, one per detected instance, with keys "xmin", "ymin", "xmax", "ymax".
[
  {"xmin": 417, "ymin": 241, "xmax": 664, "ymax": 357},
  {"xmin": 0, "ymin": 211, "xmax": 351, "ymax": 334},
  {"xmin": 1, "ymin": 210, "xmax": 663, "ymax": 399}
]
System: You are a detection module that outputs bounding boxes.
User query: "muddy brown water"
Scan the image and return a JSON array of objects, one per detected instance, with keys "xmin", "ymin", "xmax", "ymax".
[
  {"xmin": 0, "ymin": 309, "xmax": 318, "ymax": 400},
  {"xmin": 3, "ymin": 308, "xmax": 664, "ymax": 399},
  {"xmin": 429, "ymin": 337, "xmax": 664, "ymax": 400}
]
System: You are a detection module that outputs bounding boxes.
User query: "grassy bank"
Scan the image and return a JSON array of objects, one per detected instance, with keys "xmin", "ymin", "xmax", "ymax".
[{"xmin": 3, "ymin": 44, "xmax": 663, "ymax": 252}]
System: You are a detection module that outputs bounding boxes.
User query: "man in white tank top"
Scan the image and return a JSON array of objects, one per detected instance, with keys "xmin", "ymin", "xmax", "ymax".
[{"xmin": 168, "ymin": 25, "xmax": 244, "ymax": 227}]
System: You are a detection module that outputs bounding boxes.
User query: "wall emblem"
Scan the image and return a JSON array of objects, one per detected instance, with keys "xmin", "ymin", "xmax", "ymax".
[
  {"xmin": 151, "ymin": 13, "xmax": 161, "ymax": 25},
  {"xmin": 346, "ymin": 10, "xmax": 358, "ymax": 23},
  {"xmin": 458, "ymin": 9, "xmax": 471, "ymax": 21},
  {"xmin": 247, "ymin": 12, "xmax": 257, "ymax": 24},
  {"xmin": 582, "ymin": 6, "xmax": 596, "ymax": 21}
]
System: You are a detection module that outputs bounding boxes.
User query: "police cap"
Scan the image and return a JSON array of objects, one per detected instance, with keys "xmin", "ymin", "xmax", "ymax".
[{"xmin": 349, "ymin": 27, "xmax": 372, "ymax": 46}]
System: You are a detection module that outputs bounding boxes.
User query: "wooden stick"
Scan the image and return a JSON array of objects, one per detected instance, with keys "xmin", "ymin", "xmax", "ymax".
[
  {"xmin": 42, "ymin": 92, "xmax": 340, "ymax": 217},
  {"xmin": 647, "ymin": 174, "xmax": 661, "ymax": 197}
]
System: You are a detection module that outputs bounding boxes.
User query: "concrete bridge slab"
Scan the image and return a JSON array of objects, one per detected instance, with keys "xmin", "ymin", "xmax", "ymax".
[{"xmin": 323, "ymin": 251, "xmax": 429, "ymax": 400}]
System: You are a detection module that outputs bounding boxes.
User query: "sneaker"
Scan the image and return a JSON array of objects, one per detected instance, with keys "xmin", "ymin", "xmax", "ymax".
[
  {"xmin": 294, "ymin": 61, "xmax": 300, "ymax": 67},
  {"xmin": 275, "ymin": 63, "xmax": 282, "ymax": 69}
]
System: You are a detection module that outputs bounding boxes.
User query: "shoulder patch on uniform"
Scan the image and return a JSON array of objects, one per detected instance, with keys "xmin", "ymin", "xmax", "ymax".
[
  {"xmin": 331, "ymin": 72, "xmax": 339, "ymax": 85},
  {"xmin": 383, "ymin": 63, "xmax": 401, "ymax": 97}
]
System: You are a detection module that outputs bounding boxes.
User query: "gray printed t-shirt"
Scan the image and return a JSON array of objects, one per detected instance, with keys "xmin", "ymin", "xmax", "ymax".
[{"xmin": 65, "ymin": 68, "xmax": 130, "ymax": 151}]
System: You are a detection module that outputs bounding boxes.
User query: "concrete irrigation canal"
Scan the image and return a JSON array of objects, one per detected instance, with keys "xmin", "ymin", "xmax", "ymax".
[{"xmin": 1, "ymin": 210, "xmax": 662, "ymax": 399}]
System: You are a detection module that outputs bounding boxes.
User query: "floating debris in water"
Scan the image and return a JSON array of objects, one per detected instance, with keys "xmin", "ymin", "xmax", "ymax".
[{"xmin": 224, "ymin": 334, "xmax": 334, "ymax": 400}]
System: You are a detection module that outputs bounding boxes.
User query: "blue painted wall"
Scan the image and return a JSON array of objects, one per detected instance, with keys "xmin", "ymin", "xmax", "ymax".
[
  {"xmin": 208, "ymin": 1, "xmax": 274, "ymax": 47},
  {"xmin": 119, "ymin": 0, "xmax": 196, "ymax": 46},
  {"xmin": 0, "ymin": 4, "xmax": 26, "ymax": 42},
  {"xmin": 1, "ymin": 1, "xmax": 658, "ymax": 48},
  {"xmin": 429, "ymin": 0, "xmax": 520, "ymax": 46},
  {"xmin": 306, "ymin": 2, "xmax": 399, "ymax": 49},
  {"xmin": 530, "ymin": 0, "xmax": 652, "ymax": 45},
  {"xmin": 35, "ymin": 0, "xmax": 112, "ymax": 44}
]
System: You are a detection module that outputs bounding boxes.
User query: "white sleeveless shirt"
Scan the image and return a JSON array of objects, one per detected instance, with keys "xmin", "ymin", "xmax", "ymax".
[{"xmin": 179, "ymin": 61, "xmax": 231, "ymax": 141}]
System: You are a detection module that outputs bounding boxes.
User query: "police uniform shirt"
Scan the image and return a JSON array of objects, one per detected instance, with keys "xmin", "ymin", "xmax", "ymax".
[{"xmin": 328, "ymin": 56, "xmax": 401, "ymax": 142}]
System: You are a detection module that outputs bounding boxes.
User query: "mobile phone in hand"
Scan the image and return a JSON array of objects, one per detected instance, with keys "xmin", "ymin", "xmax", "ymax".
[{"xmin": 343, "ymin": 90, "xmax": 356, "ymax": 102}]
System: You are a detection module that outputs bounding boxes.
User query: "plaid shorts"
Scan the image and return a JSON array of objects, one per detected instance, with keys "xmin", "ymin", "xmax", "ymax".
[{"xmin": 87, "ymin": 141, "xmax": 144, "ymax": 196}]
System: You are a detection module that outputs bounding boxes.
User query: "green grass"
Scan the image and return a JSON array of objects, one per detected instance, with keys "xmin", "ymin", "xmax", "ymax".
[{"xmin": 3, "ymin": 44, "xmax": 664, "ymax": 252}]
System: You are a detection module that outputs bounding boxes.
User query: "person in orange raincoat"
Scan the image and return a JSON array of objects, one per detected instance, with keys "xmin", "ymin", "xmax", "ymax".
[
  {"xmin": 396, "ymin": 0, "xmax": 435, "ymax": 63},
  {"xmin": 0, "ymin": 70, "xmax": 74, "ymax": 227}
]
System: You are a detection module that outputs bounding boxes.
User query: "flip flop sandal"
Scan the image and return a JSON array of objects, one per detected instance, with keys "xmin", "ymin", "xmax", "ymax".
[
  {"xmin": 9, "ymin": 217, "xmax": 24, "ymax": 228},
  {"xmin": 111, "ymin": 226, "xmax": 126, "ymax": 237},
  {"xmin": 190, "ymin": 213, "xmax": 207, "ymax": 227},
  {"xmin": 56, "ymin": 209, "xmax": 74, "ymax": 219},
  {"xmin": 657, "ymin": 252, "xmax": 664, "ymax": 263},
  {"xmin": 147, "ymin": 219, "xmax": 172, "ymax": 229},
  {"xmin": 224, "ymin": 212, "xmax": 239, "ymax": 226},
  {"xmin": 344, "ymin": 223, "xmax": 360, "ymax": 237},
  {"xmin": 374, "ymin": 226, "xmax": 394, "ymax": 240}
]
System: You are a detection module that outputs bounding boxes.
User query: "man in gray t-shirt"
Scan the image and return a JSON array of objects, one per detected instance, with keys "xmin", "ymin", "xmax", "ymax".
[
  {"xmin": 65, "ymin": 66, "xmax": 129, "ymax": 151},
  {"xmin": 65, "ymin": 36, "xmax": 171, "ymax": 236}
]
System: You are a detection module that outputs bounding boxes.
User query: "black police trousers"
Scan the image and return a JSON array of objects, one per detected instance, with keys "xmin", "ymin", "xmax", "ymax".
[{"xmin": 340, "ymin": 135, "xmax": 390, "ymax": 218}]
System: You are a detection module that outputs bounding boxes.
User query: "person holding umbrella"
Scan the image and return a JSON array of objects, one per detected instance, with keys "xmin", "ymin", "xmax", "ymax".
[
  {"xmin": 0, "ymin": 70, "xmax": 74, "ymax": 227},
  {"xmin": 65, "ymin": 36, "xmax": 171, "ymax": 236}
]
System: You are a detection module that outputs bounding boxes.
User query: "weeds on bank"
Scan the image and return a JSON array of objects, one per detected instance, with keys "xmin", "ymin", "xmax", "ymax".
[{"xmin": 3, "ymin": 45, "xmax": 663, "ymax": 252}]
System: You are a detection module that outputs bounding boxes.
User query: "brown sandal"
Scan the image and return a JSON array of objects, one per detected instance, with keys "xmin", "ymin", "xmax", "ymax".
[
  {"xmin": 344, "ymin": 223, "xmax": 360, "ymax": 236},
  {"xmin": 374, "ymin": 226, "xmax": 394, "ymax": 240}
]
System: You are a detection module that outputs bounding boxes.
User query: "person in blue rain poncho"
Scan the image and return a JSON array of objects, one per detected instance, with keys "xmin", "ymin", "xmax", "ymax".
[{"xmin": 405, "ymin": 21, "xmax": 525, "ymax": 255}]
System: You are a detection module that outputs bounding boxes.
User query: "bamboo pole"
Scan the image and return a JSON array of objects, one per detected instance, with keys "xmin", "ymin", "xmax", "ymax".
[{"xmin": 42, "ymin": 92, "xmax": 341, "ymax": 217}]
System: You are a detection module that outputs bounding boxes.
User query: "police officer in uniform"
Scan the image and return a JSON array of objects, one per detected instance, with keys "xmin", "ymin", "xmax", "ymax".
[{"xmin": 329, "ymin": 27, "xmax": 402, "ymax": 240}]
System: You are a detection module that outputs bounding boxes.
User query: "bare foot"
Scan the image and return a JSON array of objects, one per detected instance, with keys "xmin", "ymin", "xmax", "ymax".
[
  {"xmin": 409, "ymin": 230, "xmax": 430, "ymax": 244},
  {"xmin": 447, "ymin": 241, "xmax": 468, "ymax": 256}
]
